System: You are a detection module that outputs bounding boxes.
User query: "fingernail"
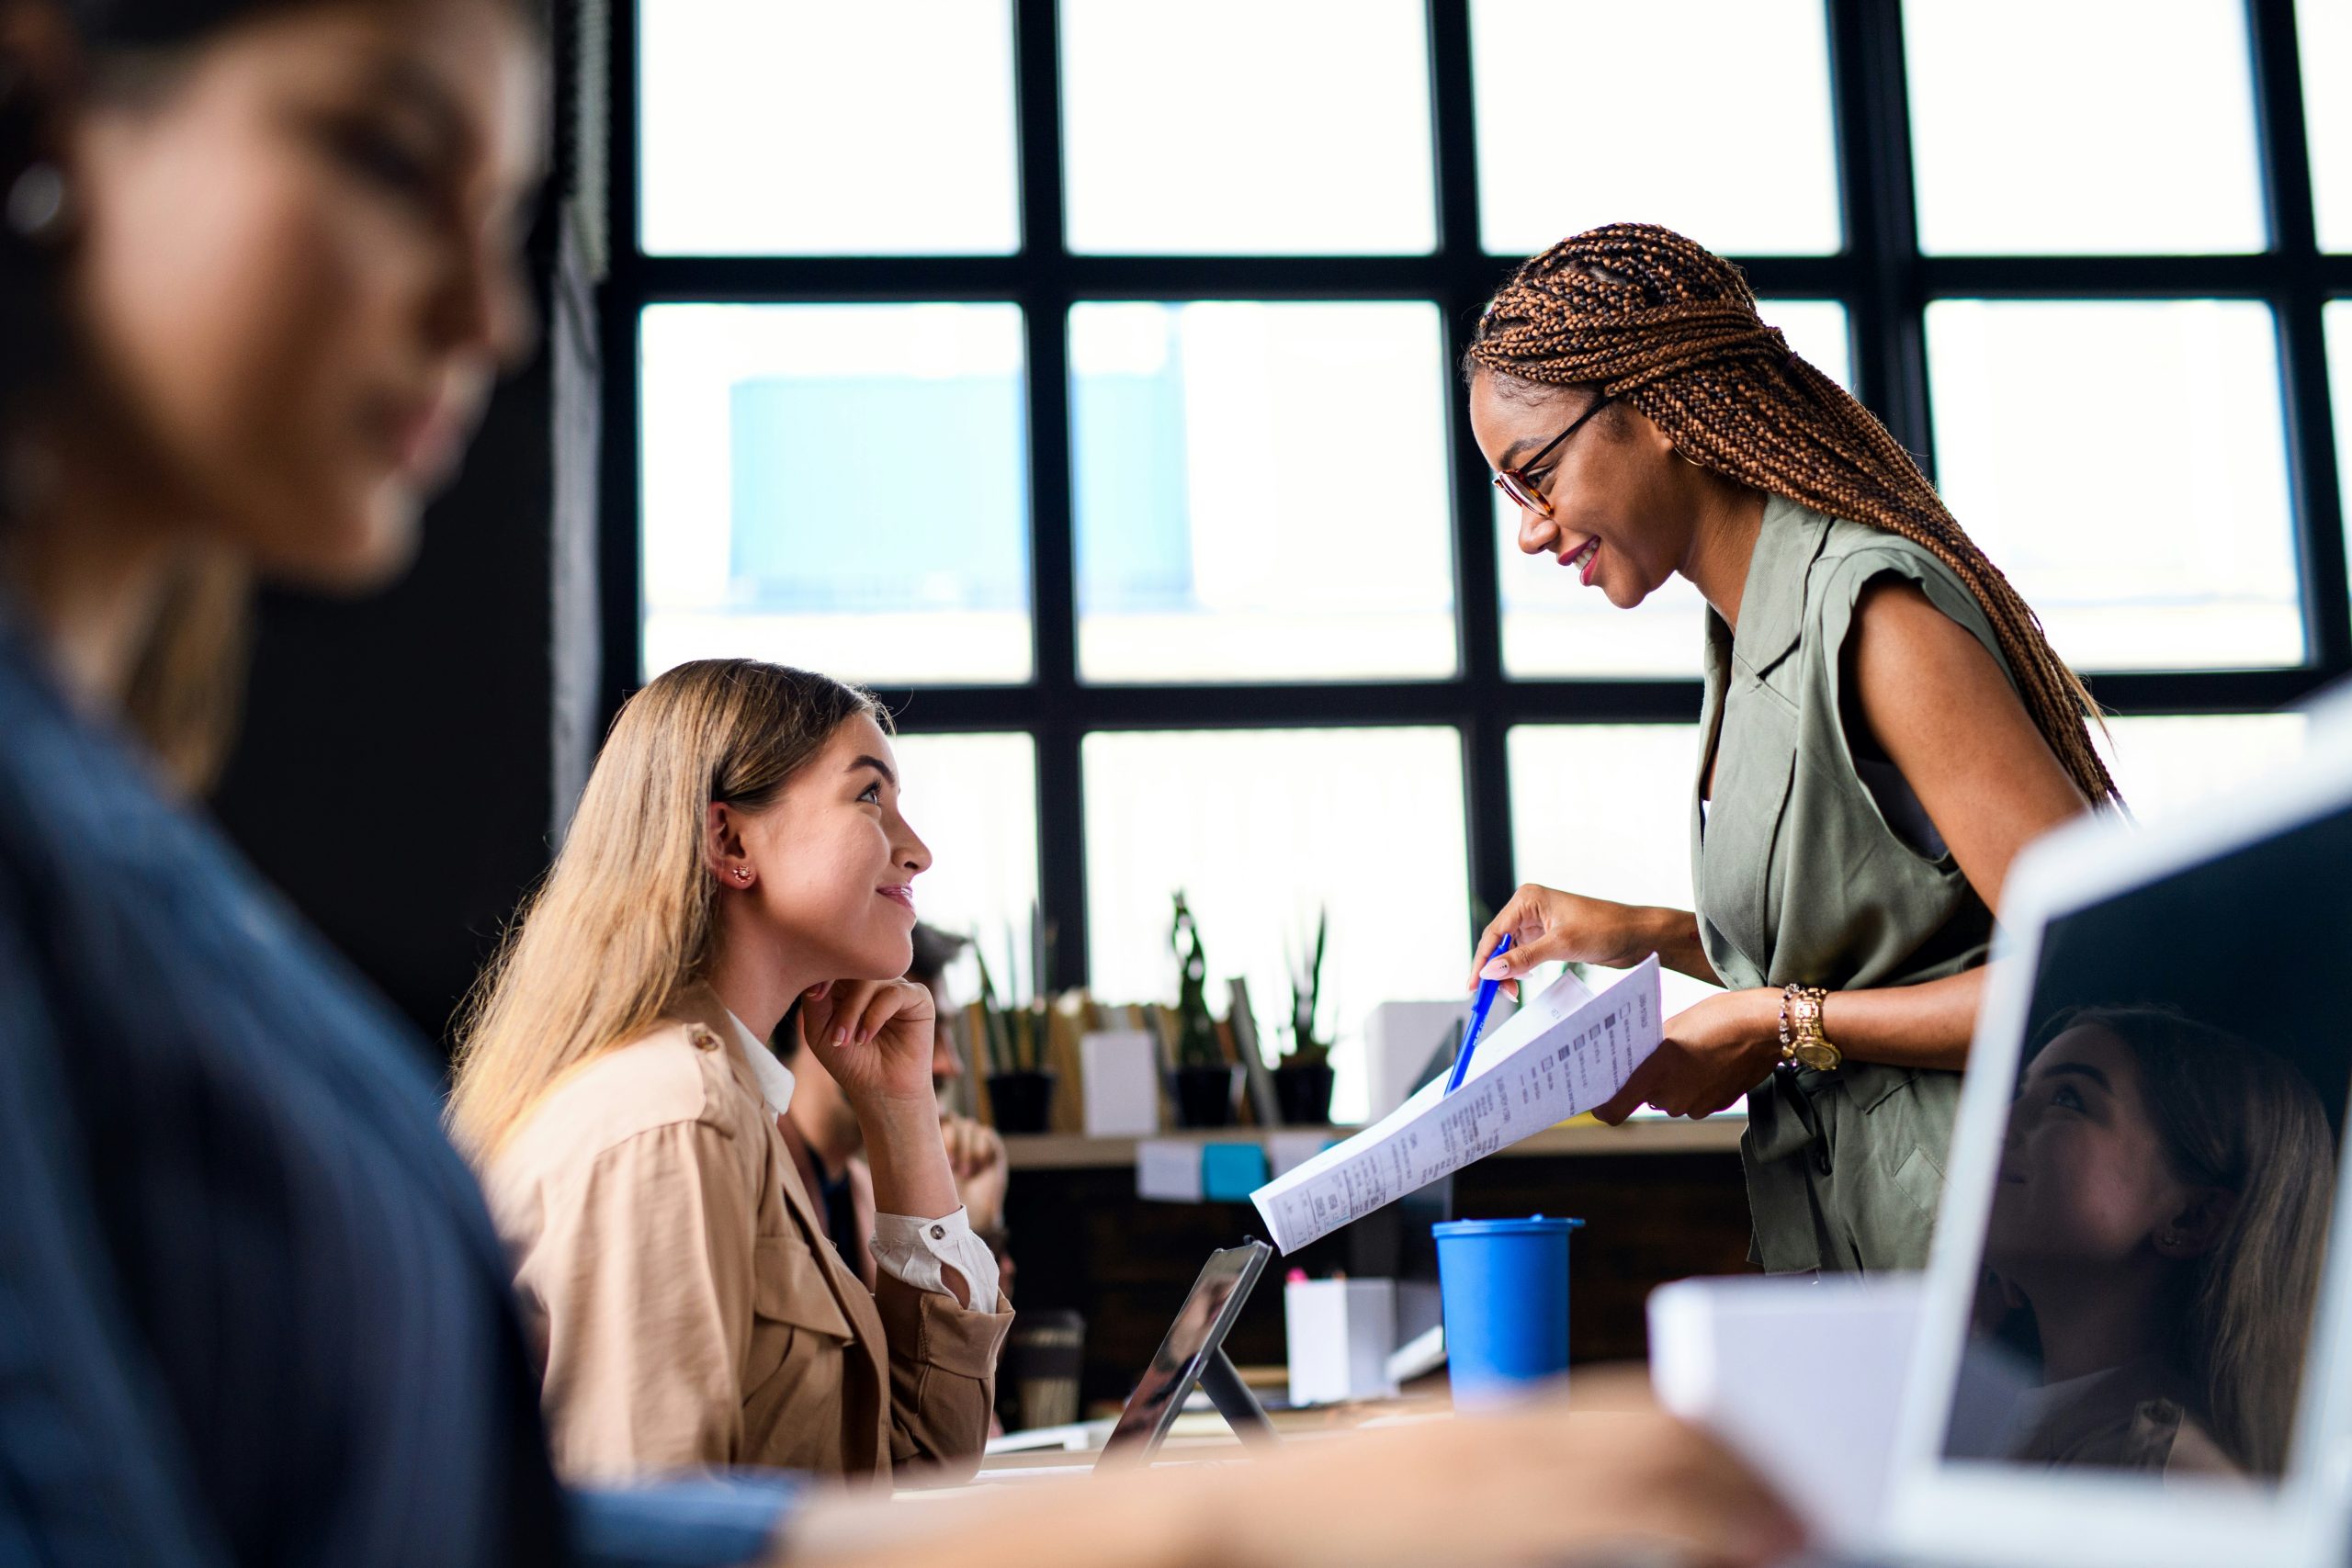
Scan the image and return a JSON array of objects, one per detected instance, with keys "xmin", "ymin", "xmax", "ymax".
[
  {"xmin": 1479, "ymin": 957, "xmax": 1510, "ymax": 980},
  {"xmin": 832, "ymin": 1027, "xmax": 848, "ymax": 1045},
  {"xmin": 853, "ymin": 1028, "xmax": 867, "ymax": 1044}
]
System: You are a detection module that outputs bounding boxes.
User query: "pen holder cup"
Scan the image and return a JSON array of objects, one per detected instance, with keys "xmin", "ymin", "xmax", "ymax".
[
  {"xmin": 1000, "ymin": 1308, "xmax": 1085, "ymax": 1433},
  {"xmin": 1434, "ymin": 1215, "xmax": 1582, "ymax": 1409}
]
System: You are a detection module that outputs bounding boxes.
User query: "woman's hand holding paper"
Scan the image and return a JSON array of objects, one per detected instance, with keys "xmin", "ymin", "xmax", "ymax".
[
  {"xmin": 1471, "ymin": 883, "xmax": 1723, "ymax": 1001},
  {"xmin": 1593, "ymin": 987, "xmax": 1781, "ymax": 1124},
  {"xmin": 1469, "ymin": 884, "xmax": 1649, "ymax": 1000}
]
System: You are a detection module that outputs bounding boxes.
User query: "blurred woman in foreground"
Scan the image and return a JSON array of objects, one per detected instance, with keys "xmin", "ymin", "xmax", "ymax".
[{"xmin": 0, "ymin": 0, "xmax": 1801, "ymax": 1562}]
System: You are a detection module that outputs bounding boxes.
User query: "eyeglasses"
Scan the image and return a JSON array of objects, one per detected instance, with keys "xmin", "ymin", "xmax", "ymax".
[{"xmin": 1491, "ymin": 394, "xmax": 1611, "ymax": 517}]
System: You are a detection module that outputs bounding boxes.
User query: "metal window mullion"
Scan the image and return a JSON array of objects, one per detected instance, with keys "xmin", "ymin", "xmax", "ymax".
[
  {"xmin": 597, "ymin": 4, "xmax": 647, "ymax": 730},
  {"xmin": 878, "ymin": 680, "xmax": 1705, "ymax": 730},
  {"xmin": 1013, "ymin": 0, "xmax": 1090, "ymax": 991},
  {"xmin": 875, "ymin": 667, "xmax": 2350, "ymax": 733},
  {"xmin": 1827, "ymin": 0, "xmax": 1933, "ymax": 468},
  {"xmin": 2246, "ymin": 0, "xmax": 2351, "ymax": 681},
  {"xmin": 1429, "ymin": 0, "xmax": 1517, "ymax": 929}
]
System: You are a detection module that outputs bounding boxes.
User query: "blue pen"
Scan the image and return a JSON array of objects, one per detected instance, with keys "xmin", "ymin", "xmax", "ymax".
[{"xmin": 1444, "ymin": 933, "xmax": 1512, "ymax": 1095}]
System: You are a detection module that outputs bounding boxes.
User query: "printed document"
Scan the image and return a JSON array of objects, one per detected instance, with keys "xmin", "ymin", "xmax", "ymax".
[{"xmin": 1250, "ymin": 958, "xmax": 1663, "ymax": 1253}]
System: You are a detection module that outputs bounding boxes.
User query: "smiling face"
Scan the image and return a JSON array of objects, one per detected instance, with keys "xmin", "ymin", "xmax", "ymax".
[
  {"xmin": 1986, "ymin": 1025, "xmax": 2205, "ymax": 1287},
  {"xmin": 731, "ymin": 713, "xmax": 933, "ymax": 985},
  {"xmin": 59, "ymin": 0, "xmax": 546, "ymax": 588},
  {"xmin": 1466, "ymin": 368, "xmax": 1719, "ymax": 611}
]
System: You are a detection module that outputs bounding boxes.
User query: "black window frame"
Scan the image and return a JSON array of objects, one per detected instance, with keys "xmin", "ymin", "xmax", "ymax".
[{"xmin": 601, "ymin": 0, "xmax": 2351, "ymax": 992}]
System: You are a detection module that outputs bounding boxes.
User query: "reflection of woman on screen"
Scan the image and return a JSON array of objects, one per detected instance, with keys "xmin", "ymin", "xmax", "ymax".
[
  {"xmin": 1976, "ymin": 1008, "xmax": 2333, "ymax": 1475},
  {"xmin": 1114, "ymin": 1275, "xmax": 1239, "ymax": 1441}
]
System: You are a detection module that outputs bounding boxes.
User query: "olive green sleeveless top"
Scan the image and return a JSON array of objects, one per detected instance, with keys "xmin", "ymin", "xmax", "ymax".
[{"xmin": 1694, "ymin": 494, "xmax": 2010, "ymax": 1274}]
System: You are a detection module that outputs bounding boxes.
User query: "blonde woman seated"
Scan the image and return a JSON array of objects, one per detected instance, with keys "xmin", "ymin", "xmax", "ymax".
[{"xmin": 448, "ymin": 660, "xmax": 1011, "ymax": 1485}]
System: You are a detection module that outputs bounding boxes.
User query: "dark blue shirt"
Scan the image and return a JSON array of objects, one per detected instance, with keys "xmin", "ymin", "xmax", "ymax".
[{"xmin": 0, "ymin": 621, "xmax": 796, "ymax": 1566}]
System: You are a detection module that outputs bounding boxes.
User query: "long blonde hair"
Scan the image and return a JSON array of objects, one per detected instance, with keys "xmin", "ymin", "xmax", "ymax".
[{"xmin": 448, "ymin": 659, "xmax": 886, "ymax": 1158}]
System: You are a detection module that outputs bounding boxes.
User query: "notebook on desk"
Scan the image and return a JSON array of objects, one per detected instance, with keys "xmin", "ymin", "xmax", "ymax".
[{"xmin": 1838, "ymin": 734, "xmax": 2352, "ymax": 1568}]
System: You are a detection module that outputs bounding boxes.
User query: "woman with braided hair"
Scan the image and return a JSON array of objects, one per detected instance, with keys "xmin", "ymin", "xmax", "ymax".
[{"xmin": 1465, "ymin": 224, "xmax": 2110, "ymax": 1274}]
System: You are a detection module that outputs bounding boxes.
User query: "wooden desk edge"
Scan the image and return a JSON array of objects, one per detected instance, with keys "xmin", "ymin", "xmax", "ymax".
[{"xmin": 1003, "ymin": 1117, "xmax": 1746, "ymax": 1170}]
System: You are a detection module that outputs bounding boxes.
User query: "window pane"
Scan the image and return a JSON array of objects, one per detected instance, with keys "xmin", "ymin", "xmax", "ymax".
[
  {"xmin": 640, "ymin": 304, "xmax": 1032, "ymax": 685},
  {"xmin": 1905, "ymin": 0, "xmax": 2265, "ymax": 254},
  {"xmin": 1508, "ymin": 725, "xmax": 1718, "ymax": 1017},
  {"xmin": 2303, "ymin": 0, "xmax": 2352, "ymax": 252},
  {"xmin": 1071, "ymin": 302, "xmax": 1455, "ymax": 682},
  {"xmin": 891, "ymin": 732, "xmax": 1041, "ymax": 952},
  {"xmin": 1471, "ymin": 0, "xmax": 1839, "ymax": 256},
  {"xmin": 1059, "ymin": 0, "xmax": 1435, "ymax": 254},
  {"xmin": 1082, "ymin": 728, "xmax": 1468, "ymax": 1124},
  {"xmin": 1924, "ymin": 300, "xmax": 2300, "ymax": 671},
  {"xmin": 1497, "ymin": 300, "xmax": 1851, "ymax": 679},
  {"xmin": 1763, "ymin": 300, "xmax": 1854, "ymax": 391},
  {"xmin": 639, "ymin": 1, "xmax": 1018, "ymax": 255},
  {"xmin": 2099, "ymin": 715, "xmax": 2308, "ymax": 825}
]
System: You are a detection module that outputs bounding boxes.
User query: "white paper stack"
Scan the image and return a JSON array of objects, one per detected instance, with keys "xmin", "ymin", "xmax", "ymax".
[
  {"xmin": 1250, "ymin": 959, "xmax": 1663, "ymax": 1253},
  {"xmin": 1080, "ymin": 1030, "xmax": 1161, "ymax": 1136},
  {"xmin": 1284, "ymin": 1278, "xmax": 1399, "ymax": 1406}
]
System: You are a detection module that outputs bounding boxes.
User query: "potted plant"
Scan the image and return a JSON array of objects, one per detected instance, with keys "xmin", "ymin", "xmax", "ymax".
[
  {"xmin": 1273, "ymin": 907, "xmax": 1335, "ymax": 1125},
  {"xmin": 1168, "ymin": 892, "xmax": 1239, "ymax": 1128},
  {"xmin": 977, "ymin": 940, "xmax": 1055, "ymax": 1134}
]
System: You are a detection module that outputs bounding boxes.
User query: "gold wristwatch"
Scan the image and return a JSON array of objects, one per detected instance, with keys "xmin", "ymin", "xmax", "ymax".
[{"xmin": 1777, "ymin": 984, "xmax": 1842, "ymax": 1072}]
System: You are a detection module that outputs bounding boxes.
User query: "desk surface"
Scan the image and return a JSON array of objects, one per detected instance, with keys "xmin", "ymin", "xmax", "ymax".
[
  {"xmin": 956, "ymin": 1390, "xmax": 1453, "ymax": 1483},
  {"xmin": 1003, "ymin": 1116, "xmax": 1745, "ymax": 1170}
]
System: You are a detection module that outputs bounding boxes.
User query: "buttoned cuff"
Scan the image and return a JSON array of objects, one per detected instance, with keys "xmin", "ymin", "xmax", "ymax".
[{"xmin": 871, "ymin": 1205, "xmax": 1001, "ymax": 1314}]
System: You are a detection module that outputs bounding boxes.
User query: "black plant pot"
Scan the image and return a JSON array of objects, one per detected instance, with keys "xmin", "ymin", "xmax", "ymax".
[
  {"xmin": 1272, "ymin": 1062, "xmax": 1336, "ymax": 1125},
  {"xmin": 987, "ymin": 1070, "xmax": 1057, "ymax": 1135},
  {"xmin": 1172, "ymin": 1064, "xmax": 1242, "ymax": 1129}
]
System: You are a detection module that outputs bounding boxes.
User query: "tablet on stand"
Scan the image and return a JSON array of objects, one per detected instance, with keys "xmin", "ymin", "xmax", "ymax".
[{"xmin": 1097, "ymin": 1240, "xmax": 1277, "ymax": 1467}]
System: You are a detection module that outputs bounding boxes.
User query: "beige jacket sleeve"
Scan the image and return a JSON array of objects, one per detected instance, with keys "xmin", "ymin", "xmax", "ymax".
[
  {"xmin": 872, "ymin": 1269, "xmax": 1012, "ymax": 1478},
  {"xmin": 523, "ymin": 1119, "xmax": 757, "ymax": 1481}
]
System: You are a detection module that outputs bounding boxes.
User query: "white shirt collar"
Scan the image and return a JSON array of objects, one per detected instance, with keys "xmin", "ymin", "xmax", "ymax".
[{"xmin": 722, "ymin": 1007, "xmax": 796, "ymax": 1120}]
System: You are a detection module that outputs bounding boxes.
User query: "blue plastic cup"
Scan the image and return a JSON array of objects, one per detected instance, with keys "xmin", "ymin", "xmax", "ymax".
[{"xmin": 1433, "ymin": 1215, "xmax": 1583, "ymax": 1409}]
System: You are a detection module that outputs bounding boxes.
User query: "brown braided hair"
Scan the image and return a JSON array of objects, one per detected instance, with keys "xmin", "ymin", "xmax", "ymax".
[{"xmin": 1466, "ymin": 222, "xmax": 2119, "ymax": 807}]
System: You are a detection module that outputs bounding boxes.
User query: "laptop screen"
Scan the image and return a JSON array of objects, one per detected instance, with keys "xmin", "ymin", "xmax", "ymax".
[{"xmin": 1939, "ymin": 801, "xmax": 2352, "ymax": 1481}]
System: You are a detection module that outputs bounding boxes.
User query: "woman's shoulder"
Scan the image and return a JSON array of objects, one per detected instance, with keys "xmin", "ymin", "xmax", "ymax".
[
  {"xmin": 1806, "ymin": 509, "xmax": 1961, "ymax": 589},
  {"xmin": 1793, "ymin": 507, "xmax": 2004, "ymax": 670},
  {"xmin": 496, "ymin": 1020, "xmax": 761, "ymax": 1177}
]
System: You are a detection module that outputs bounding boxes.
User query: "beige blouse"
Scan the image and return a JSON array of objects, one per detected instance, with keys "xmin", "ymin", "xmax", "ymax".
[{"xmin": 481, "ymin": 993, "xmax": 1012, "ymax": 1486}]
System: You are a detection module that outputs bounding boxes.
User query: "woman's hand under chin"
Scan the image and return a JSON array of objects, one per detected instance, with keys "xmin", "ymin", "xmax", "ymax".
[
  {"xmin": 798, "ymin": 977, "xmax": 967, "ymax": 1237},
  {"xmin": 1593, "ymin": 987, "xmax": 1781, "ymax": 1123},
  {"xmin": 797, "ymin": 978, "xmax": 940, "ymax": 1109}
]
